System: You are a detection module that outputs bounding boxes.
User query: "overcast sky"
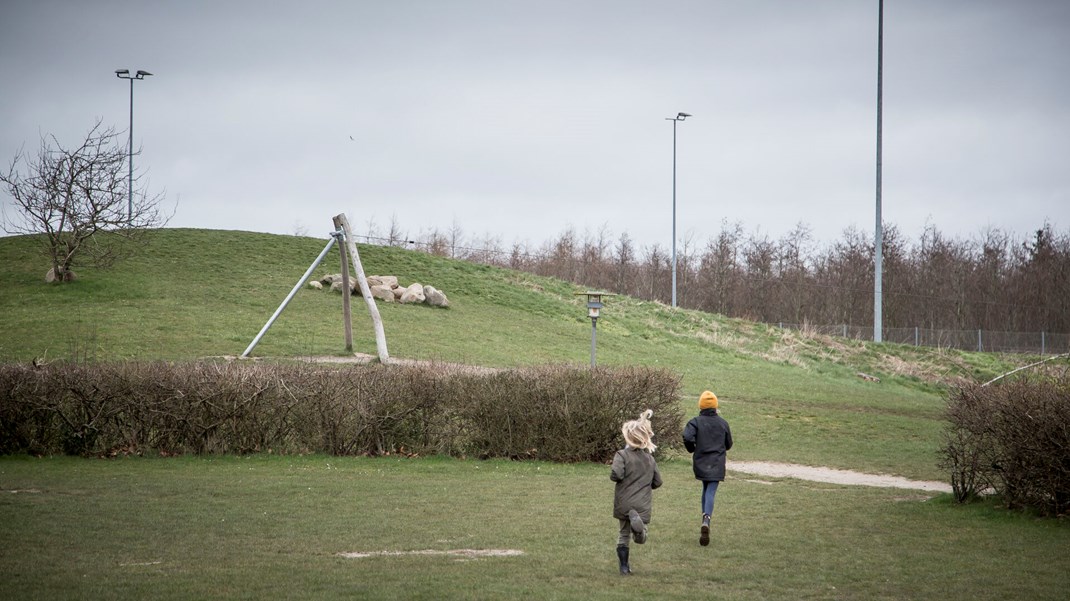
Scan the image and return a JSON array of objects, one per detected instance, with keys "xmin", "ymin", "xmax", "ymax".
[{"xmin": 1, "ymin": 0, "xmax": 1067, "ymax": 253}]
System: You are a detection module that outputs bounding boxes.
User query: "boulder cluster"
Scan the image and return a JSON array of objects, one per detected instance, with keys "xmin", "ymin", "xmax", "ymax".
[{"xmin": 309, "ymin": 274, "xmax": 449, "ymax": 308}]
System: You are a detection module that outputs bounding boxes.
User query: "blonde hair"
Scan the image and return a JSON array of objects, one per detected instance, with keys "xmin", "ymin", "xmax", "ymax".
[{"xmin": 622, "ymin": 409, "xmax": 656, "ymax": 453}]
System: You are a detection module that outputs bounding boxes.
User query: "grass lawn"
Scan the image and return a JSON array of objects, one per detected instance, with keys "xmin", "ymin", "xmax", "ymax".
[{"xmin": 1, "ymin": 455, "xmax": 1067, "ymax": 601}]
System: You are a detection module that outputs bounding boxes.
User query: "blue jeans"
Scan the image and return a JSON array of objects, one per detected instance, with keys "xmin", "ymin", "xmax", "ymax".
[{"xmin": 701, "ymin": 480, "xmax": 720, "ymax": 516}]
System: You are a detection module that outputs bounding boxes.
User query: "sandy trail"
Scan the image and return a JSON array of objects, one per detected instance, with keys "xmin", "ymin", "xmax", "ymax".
[{"xmin": 730, "ymin": 461, "xmax": 951, "ymax": 492}]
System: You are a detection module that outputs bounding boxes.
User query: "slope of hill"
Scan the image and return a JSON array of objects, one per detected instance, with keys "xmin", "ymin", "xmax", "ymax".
[{"xmin": 0, "ymin": 228, "xmax": 1030, "ymax": 479}]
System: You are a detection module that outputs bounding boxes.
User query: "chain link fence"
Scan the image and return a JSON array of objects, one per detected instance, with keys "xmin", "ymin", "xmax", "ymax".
[{"xmin": 773, "ymin": 323, "xmax": 1068, "ymax": 355}]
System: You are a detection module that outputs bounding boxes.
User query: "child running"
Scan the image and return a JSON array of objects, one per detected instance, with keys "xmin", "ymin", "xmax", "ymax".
[
  {"xmin": 682, "ymin": 391, "xmax": 733, "ymax": 546},
  {"xmin": 610, "ymin": 409, "xmax": 662, "ymax": 576}
]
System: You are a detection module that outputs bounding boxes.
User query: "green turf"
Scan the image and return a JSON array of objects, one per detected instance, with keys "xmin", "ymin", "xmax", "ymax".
[{"xmin": 0, "ymin": 455, "xmax": 1066, "ymax": 601}]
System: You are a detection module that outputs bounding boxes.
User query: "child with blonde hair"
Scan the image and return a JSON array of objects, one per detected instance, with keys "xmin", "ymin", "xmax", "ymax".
[{"xmin": 610, "ymin": 409, "xmax": 662, "ymax": 575}]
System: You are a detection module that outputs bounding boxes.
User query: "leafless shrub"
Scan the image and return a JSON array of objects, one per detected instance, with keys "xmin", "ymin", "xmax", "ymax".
[
  {"xmin": 0, "ymin": 361, "xmax": 683, "ymax": 463},
  {"xmin": 941, "ymin": 376, "xmax": 1070, "ymax": 515},
  {"xmin": 458, "ymin": 365, "xmax": 683, "ymax": 462}
]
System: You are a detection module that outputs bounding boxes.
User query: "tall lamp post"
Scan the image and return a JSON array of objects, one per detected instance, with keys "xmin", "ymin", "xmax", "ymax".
[
  {"xmin": 115, "ymin": 69, "xmax": 153, "ymax": 222},
  {"xmin": 666, "ymin": 112, "xmax": 691, "ymax": 308},
  {"xmin": 873, "ymin": 0, "xmax": 884, "ymax": 343}
]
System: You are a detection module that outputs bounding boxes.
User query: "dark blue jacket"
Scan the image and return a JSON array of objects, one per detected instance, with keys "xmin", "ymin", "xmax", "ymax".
[{"xmin": 682, "ymin": 409, "xmax": 733, "ymax": 481}]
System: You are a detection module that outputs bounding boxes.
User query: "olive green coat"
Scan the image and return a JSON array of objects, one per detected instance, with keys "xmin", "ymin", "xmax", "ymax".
[{"xmin": 610, "ymin": 447, "xmax": 663, "ymax": 521}]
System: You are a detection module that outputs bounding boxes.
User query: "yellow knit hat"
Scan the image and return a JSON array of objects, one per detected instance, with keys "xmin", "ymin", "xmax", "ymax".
[{"xmin": 699, "ymin": 390, "xmax": 718, "ymax": 410}]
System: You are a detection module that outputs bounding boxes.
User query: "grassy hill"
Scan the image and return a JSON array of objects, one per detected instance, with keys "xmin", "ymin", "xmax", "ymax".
[{"xmin": 0, "ymin": 228, "xmax": 1029, "ymax": 480}]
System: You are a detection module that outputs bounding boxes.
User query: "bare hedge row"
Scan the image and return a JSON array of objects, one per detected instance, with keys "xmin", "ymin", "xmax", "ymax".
[
  {"xmin": 941, "ymin": 376, "xmax": 1070, "ymax": 516},
  {"xmin": 0, "ymin": 361, "xmax": 684, "ymax": 462}
]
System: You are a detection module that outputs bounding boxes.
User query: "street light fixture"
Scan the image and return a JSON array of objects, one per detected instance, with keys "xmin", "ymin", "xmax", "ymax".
[
  {"xmin": 576, "ymin": 291, "xmax": 614, "ymax": 367},
  {"xmin": 665, "ymin": 112, "xmax": 691, "ymax": 308},
  {"xmin": 115, "ymin": 68, "xmax": 153, "ymax": 222}
]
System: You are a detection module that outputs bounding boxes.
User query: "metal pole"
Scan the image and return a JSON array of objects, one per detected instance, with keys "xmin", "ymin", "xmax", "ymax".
[
  {"xmin": 665, "ymin": 113, "xmax": 689, "ymax": 307},
  {"xmin": 671, "ymin": 118, "xmax": 677, "ymax": 308},
  {"xmin": 116, "ymin": 69, "xmax": 151, "ymax": 221},
  {"xmin": 977, "ymin": 329, "xmax": 982, "ymax": 352},
  {"xmin": 1042, "ymin": 331, "xmax": 1046, "ymax": 355},
  {"xmin": 128, "ymin": 77, "xmax": 134, "ymax": 221},
  {"xmin": 241, "ymin": 236, "xmax": 338, "ymax": 358},
  {"xmin": 590, "ymin": 319, "xmax": 597, "ymax": 367},
  {"xmin": 873, "ymin": 0, "xmax": 884, "ymax": 343}
]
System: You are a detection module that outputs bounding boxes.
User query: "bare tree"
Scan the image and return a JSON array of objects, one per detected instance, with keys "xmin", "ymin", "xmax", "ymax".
[
  {"xmin": 509, "ymin": 241, "xmax": 532, "ymax": 270},
  {"xmin": 696, "ymin": 220, "xmax": 744, "ymax": 316},
  {"xmin": 776, "ymin": 223, "xmax": 814, "ymax": 323},
  {"xmin": 419, "ymin": 227, "xmax": 451, "ymax": 257},
  {"xmin": 473, "ymin": 231, "xmax": 505, "ymax": 265},
  {"xmin": 742, "ymin": 230, "xmax": 777, "ymax": 321},
  {"xmin": 387, "ymin": 213, "xmax": 407, "ymax": 247},
  {"xmin": 614, "ymin": 232, "xmax": 636, "ymax": 295},
  {"xmin": 677, "ymin": 229, "xmax": 697, "ymax": 308},
  {"xmin": 549, "ymin": 227, "xmax": 578, "ymax": 282},
  {"xmin": 1, "ymin": 119, "xmax": 167, "ymax": 282},
  {"xmin": 448, "ymin": 219, "xmax": 465, "ymax": 259},
  {"xmin": 364, "ymin": 215, "xmax": 381, "ymax": 242}
]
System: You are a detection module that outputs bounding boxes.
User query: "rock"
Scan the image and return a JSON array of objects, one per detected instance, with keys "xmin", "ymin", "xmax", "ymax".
[
  {"xmin": 308, "ymin": 280, "xmax": 324, "ymax": 290},
  {"xmin": 328, "ymin": 274, "xmax": 447, "ymax": 307},
  {"xmin": 45, "ymin": 268, "xmax": 76, "ymax": 283},
  {"xmin": 370, "ymin": 285, "xmax": 395, "ymax": 302},
  {"xmin": 368, "ymin": 275, "xmax": 399, "ymax": 289},
  {"xmin": 423, "ymin": 285, "xmax": 450, "ymax": 308},
  {"xmin": 329, "ymin": 279, "xmax": 361, "ymax": 294},
  {"xmin": 399, "ymin": 283, "xmax": 426, "ymax": 304}
]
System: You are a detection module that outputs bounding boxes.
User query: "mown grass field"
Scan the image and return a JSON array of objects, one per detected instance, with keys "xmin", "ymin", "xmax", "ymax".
[
  {"xmin": 2, "ymin": 455, "xmax": 1068, "ymax": 601},
  {"xmin": 1, "ymin": 229, "xmax": 1066, "ymax": 600}
]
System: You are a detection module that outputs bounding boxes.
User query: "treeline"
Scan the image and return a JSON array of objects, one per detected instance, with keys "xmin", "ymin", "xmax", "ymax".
[{"xmin": 359, "ymin": 218, "xmax": 1070, "ymax": 334}]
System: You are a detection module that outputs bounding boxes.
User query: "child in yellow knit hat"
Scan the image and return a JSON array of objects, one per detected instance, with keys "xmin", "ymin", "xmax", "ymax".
[
  {"xmin": 610, "ymin": 409, "xmax": 663, "ymax": 575},
  {"xmin": 682, "ymin": 391, "xmax": 733, "ymax": 546}
]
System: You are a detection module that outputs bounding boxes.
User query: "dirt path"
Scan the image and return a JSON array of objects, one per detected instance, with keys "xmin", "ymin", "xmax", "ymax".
[{"xmin": 730, "ymin": 461, "xmax": 951, "ymax": 493}]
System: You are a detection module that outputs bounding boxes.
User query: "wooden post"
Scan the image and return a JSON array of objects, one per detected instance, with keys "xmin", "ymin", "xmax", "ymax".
[
  {"xmin": 333, "ymin": 213, "xmax": 390, "ymax": 363},
  {"xmin": 336, "ymin": 231, "xmax": 354, "ymax": 352}
]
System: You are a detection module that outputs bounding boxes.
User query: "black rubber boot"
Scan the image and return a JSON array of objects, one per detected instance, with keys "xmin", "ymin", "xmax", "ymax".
[
  {"xmin": 616, "ymin": 544, "xmax": 631, "ymax": 575},
  {"xmin": 700, "ymin": 514, "xmax": 711, "ymax": 547}
]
